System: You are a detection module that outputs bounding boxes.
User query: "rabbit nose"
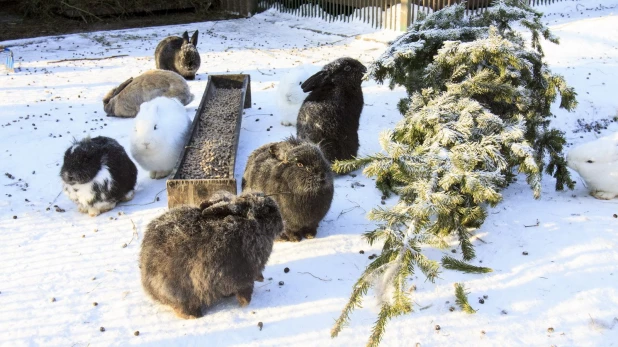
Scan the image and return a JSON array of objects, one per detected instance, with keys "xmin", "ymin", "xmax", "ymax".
[{"xmin": 143, "ymin": 142, "xmax": 150, "ymax": 148}]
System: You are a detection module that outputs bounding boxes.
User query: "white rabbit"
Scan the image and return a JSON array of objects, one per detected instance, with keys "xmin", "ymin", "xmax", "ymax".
[
  {"xmin": 276, "ymin": 64, "xmax": 321, "ymax": 126},
  {"xmin": 130, "ymin": 96, "xmax": 191, "ymax": 179},
  {"xmin": 566, "ymin": 132, "xmax": 618, "ymax": 200}
]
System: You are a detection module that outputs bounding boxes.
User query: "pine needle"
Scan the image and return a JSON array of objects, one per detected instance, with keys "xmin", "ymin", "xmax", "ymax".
[
  {"xmin": 454, "ymin": 283, "xmax": 476, "ymax": 314},
  {"xmin": 441, "ymin": 256, "xmax": 493, "ymax": 274}
]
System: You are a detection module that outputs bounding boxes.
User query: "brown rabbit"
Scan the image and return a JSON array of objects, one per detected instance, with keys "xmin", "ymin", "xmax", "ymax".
[
  {"xmin": 155, "ymin": 30, "xmax": 201, "ymax": 80},
  {"xmin": 242, "ymin": 136, "xmax": 334, "ymax": 241},
  {"xmin": 139, "ymin": 191, "xmax": 283, "ymax": 319},
  {"xmin": 102, "ymin": 70, "xmax": 194, "ymax": 118}
]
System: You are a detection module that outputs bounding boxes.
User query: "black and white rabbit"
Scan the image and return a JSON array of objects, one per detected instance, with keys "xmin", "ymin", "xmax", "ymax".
[
  {"xmin": 296, "ymin": 57, "xmax": 367, "ymax": 162},
  {"xmin": 130, "ymin": 96, "xmax": 191, "ymax": 179},
  {"xmin": 242, "ymin": 136, "xmax": 334, "ymax": 241},
  {"xmin": 60, "ymin": 136, "xmax": 137, "ymax": 217},
  {"xmin": 139, "ymin": 191, "xmax": 283, "ymax": 319},
  {"xmin": 155, "ymin": 30, "xmax": 201, "ymax": 80}
]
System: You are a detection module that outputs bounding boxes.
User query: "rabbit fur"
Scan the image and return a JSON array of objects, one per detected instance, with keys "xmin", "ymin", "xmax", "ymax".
[
  {"xmin": 130, "ymin": 96, "xmax": 191, "ymax": 179},
  {"xmin": 567, "ymin": 132, "xmax": 618, "ymax": 199},
  {"xmin": 242, "ymin": 136, "xmax": 334, "ymax": 241},
  {"xmin": 60, "ymin": 136, "xmax": 137, "ymax": 216},
  {"xmin": 103, "ymin": 70, "xmax": 194, "ymax": 118},
  {"xmin": 155, "ymin": 30, "xmax": 201, "ymax": 80},
  {"xmin": 296, "ymin": 57, "xmax": 367, "ymax": 163},
  {"xmin": 276, "ymin": 64, "xmax": 320, "ymax": 126},
  {"xmin": 139, "ymin": 191, "xmax": 283, "ymax": 319}
]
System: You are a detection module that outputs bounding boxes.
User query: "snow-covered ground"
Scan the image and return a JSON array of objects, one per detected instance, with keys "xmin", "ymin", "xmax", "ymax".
[{"xmin": 1, "ymin": 1, "xmax": 617, "ymax": 346}]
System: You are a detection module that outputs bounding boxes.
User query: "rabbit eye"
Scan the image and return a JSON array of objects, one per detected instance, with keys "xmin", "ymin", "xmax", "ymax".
[
  {"xmin": 154, "ymin": 125, "xmax": 158, "ymax": 130},
  {"xmin": 586, "ymin": 160, "xmax": 593, "ymax": 163},
  {"xmin": 296, "ymin": 162, "xmax": 304, "ymax": 168}
]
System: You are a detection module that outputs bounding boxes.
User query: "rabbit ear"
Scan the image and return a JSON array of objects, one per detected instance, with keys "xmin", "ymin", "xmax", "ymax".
[
  {"xmin": 112, "ymin": 77, "xmax": 133, "ymax": 98},
  {"xmin": 300, "ymin": 70, "xmax": 330, "ymax": 93},
  {"xmin": 201, "ymin": 201, "xmax": 250, "ymax": 218},
  {"xmin": 182, "ymin": 31, "xmax": 190, "ymax": 43},
  {"xmin": 268, "ymin": 143, "xmax": 287, "ymax": 161},
  {"xmin": 191, "ymin": 30, "xmax": 199, "ymax": 46}
]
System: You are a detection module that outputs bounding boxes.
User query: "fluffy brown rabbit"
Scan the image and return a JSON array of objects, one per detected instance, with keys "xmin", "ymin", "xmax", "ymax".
[
  {"xmin": 102, "ymin": 70, "xmax": 194, "ymax": 118},
  {"xmin": 155, "ymin": 30, "xmax": 201, "ymax": 80},
  {"xmin": 139, "ymin": 191, "xmax": 283, "ymax": 319},
  {"xmin": 242, "ymin": 136, "xmax": 334, "ymax": 242}
]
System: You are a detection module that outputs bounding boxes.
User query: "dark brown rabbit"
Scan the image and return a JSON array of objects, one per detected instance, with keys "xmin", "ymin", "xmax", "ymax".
[
  {"xmin": 139, "ymin": 191, "xmax": 283, "ymax": 319},
  {"xmin": 242, "ymin": 136, "xmax": 334, "ymax": 242},
  {"xmin": 155, "ymin": 30, "xmax": 201, "ymax": 80},
  {"xmin": 296, "ymin": 57, "xmax": 366, "ymax": 162}
]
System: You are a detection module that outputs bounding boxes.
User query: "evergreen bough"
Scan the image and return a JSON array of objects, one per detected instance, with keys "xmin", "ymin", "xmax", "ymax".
[
  {"xmin": 454, "ymin": 283, "xmax": 476, "ymax": 314},
  {"xmin": 331, "ymin": 1, "xmax": 577, "ymax": 345}
]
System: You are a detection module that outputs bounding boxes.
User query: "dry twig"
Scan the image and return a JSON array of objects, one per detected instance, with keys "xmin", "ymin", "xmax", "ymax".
[
  {"xmin": 48, "ymin": 55, "xmax": 128, "ymax": 64},
  {"xmin": 297, "ymin": 271, "xmax": 332, "ymax": 281},
  {"xmin": 127, "ymin": 219, "xmax": 138, "ymax": 245}
]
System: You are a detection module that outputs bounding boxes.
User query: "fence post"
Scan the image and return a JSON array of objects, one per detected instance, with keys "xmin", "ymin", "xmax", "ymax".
[{"xmin": 400, "ymin": 0, "xmax": 410, "ymax": 31}]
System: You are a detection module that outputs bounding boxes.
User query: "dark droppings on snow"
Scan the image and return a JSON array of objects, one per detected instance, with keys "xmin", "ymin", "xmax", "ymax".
[{"xmin": 178, "ymin": 89, "xmax": 242, "ymax": 179}]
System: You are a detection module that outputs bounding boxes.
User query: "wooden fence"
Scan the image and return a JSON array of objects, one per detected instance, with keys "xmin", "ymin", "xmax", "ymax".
[{"xmin": 247, "ymin": 0, "xmax": 564, "ymax": 30}]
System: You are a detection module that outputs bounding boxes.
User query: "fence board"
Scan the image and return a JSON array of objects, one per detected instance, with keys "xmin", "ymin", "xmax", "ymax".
[{"xmin": 253, "ymin": 0, "xmax": 562, "ymax": 30}]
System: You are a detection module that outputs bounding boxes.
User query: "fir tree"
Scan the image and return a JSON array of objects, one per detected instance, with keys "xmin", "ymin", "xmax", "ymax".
[{"xmin": 331, "ymin": 1, "xmax": 577, "ymax": 346}]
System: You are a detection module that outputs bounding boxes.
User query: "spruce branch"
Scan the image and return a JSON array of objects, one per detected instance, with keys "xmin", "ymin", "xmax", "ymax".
[
  {"xmin": 441, "ymin": 256, "xmax": 493, "ymax": 274},
  {"xmin": 331, "ymin": 276, "xmax": 372, "ymax": 338},
  {"xmin": 454, "ymin": 283, "xmax": 477, "ymax": 314}
]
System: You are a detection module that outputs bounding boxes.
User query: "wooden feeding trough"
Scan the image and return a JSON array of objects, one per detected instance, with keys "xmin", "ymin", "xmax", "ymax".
[{"xmin": 166, "ymin": 74, "xmax": 251, "ymax": 208}]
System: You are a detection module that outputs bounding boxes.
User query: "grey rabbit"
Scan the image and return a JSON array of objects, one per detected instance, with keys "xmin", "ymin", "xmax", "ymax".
[
  {"xmin": 242, "ymin": 136, "xmax": 334, "ymax": 242},
  {"xmin": 103, "ymin": 69, "xmax": 194, "ymax": 118},
  {"xmin": 60, "ymin": 136, "xmax": 137, "ymax": 217},
  {"xmin": 296, "ymin": 57, "xmax": 367, "ymax": 163},
  {"xmin": 139, "ymin": 191, "xmax": 283, "ymax": 319},
  {"xmin": 155, "ymin": 30, "xmax": 201, "ymax": 80}
]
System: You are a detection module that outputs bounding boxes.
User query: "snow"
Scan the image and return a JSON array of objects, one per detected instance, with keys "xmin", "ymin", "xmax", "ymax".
[{"xmin": 1, "ymin": 2, "xmax": 618, "ymax": 346}]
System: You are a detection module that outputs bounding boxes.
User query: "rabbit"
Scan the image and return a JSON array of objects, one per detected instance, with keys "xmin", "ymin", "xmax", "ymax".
[
  {"xmin": 60, "ymin": 136, "xmax": 137, "ymax": 217},
  {"xmin": 276, "ymin": 64, "xmax": 320, "ymax": 126},
  {"xmin": 139, "ymin": 191, "xmax": 283, "ymax": 319},
  {"xmin": 296, "ymin": 57, "xmax": 367, "ymax": 163},
  {"xmin": 155, "ymin": 30, "xmax": 201, "ymax": 80},
  {"xmin": 567, "ymin": 132, "xmax": 618, "ymax": 200},
  {"xmin": 242, "ymin": 136, "xmax": 334, "ymax": 242},
  {"xmin": 130, "ymin": 96, "xmax": 191, "ymax": 179},
  {"xmin": 103, "ymin": 69, "xmax": 194, "ymax": 118}
]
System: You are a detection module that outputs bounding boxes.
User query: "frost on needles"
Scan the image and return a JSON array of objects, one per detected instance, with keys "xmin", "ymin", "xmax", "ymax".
[{"xmin": 331, "ymin": 1, "xmax": 577, "ymax": 346}]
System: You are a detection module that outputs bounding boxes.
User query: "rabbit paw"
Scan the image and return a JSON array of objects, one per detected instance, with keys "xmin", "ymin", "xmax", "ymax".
[
  {"xmin": 88, "ymin": 201, "xmax": 116, "ymax": 217},
  {"xmin": 121, "ymin": 190, "xmax": 135, "ymax": 202},
  {"xmin": 150, "ymin": 170, "xmax": 172, "ymax": 179},
  {"xmin": 591, "ymin": 191, "xmax": 617, "ymax": 200},
  {"xmin": 278, "ymin": 231, "xmax": 302, "ymax": 242},
  {"xmin": 173, "ymin": 306, "xmax": 201, "ymax": 319},
  {"xmin": 236, "ymin": 287, "xmax": 253, "ymax": 307}
]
